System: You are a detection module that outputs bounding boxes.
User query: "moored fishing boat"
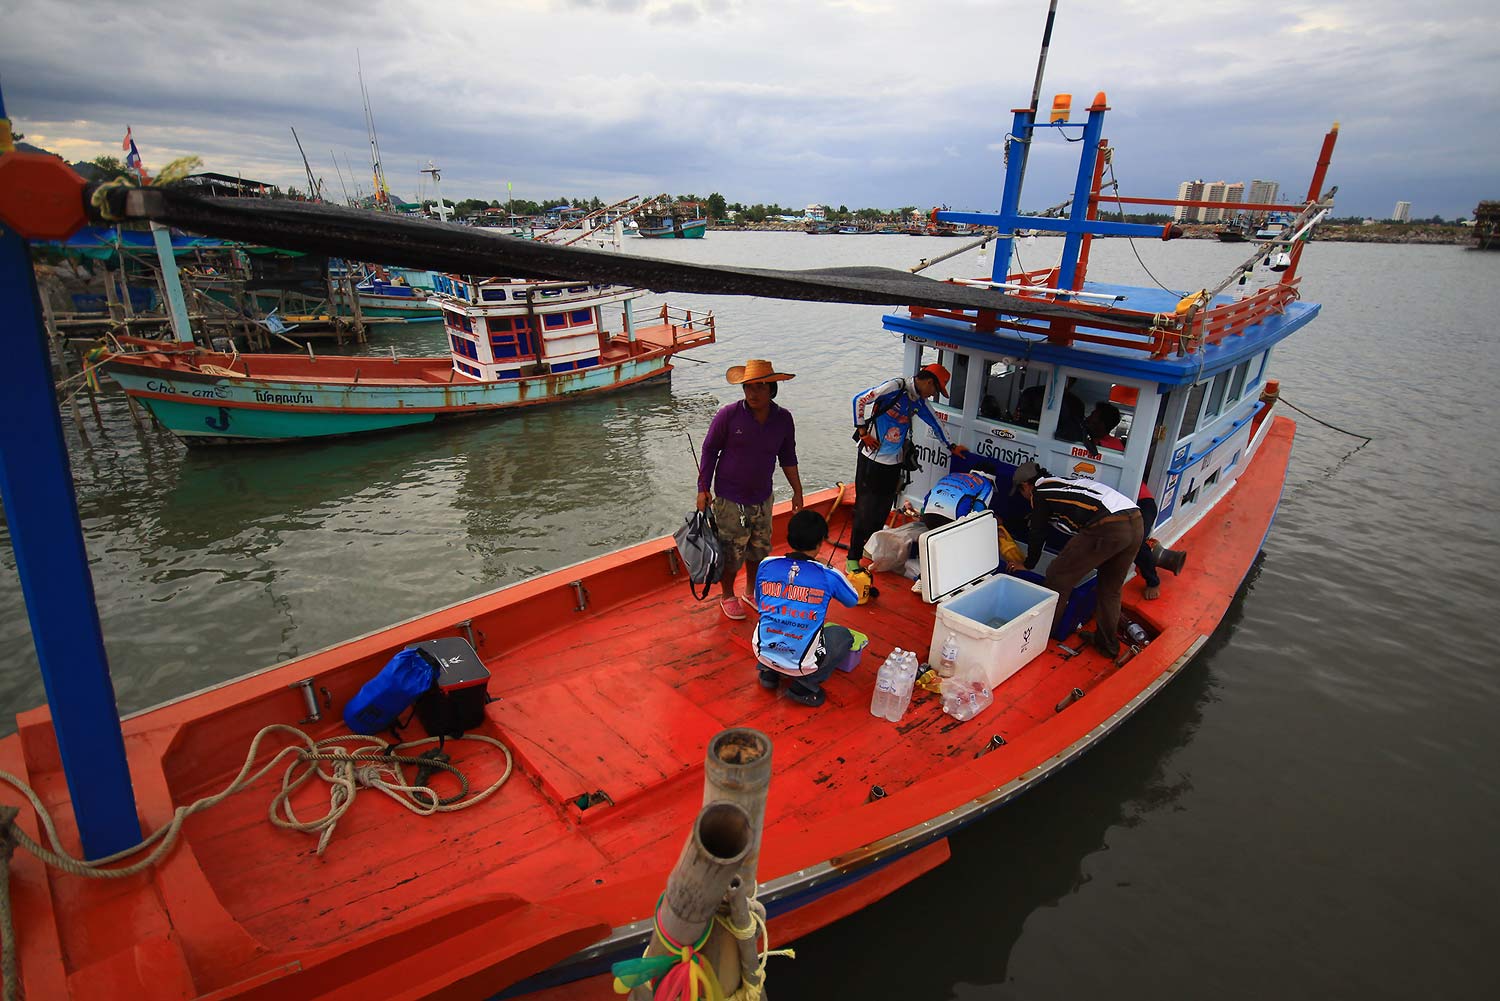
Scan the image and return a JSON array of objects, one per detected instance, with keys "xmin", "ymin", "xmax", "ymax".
[
  {"xmin": 636, "ymin": 203, "xmax": 708, "ymax": 239},
  {"xmin": 0, "ymin": 48, "xmax": 1339, "ymax": 1001},
  {"xmin": 101, "ymin": 278, "xmax": 715, "ymax": 444},
  {"xmin": 334, "ymin": 271, "xmax": 444, "ymax": 319}
]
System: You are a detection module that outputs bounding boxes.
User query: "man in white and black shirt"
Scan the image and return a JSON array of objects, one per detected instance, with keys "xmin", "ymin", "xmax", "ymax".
[{"xmin": 1009, "ymin": 462, "xmax": 1144, "ymax": 658}]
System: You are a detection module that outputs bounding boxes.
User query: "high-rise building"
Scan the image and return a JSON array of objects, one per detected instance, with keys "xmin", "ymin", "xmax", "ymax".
[
  {"xmin": 1393, "ymin": 201, "xmax": 1412, "ymax": 222},
  {"xmin": 1202, "ymin": 181, "xmax": 1245, "ymax": 222},
  {"xmin": 1247, "ymin": 179, "xmax": 1280, "ymax": 208},
  {"xmin": 1175, "ymin": 179, "xmax": 1205, "ymax": 222}
]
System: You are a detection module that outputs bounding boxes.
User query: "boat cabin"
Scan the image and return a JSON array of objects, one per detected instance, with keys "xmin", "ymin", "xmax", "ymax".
[
  {"xmin": 431, "ymin": 275, "xmax": 647, "ymax": 379},
  {"xmin": 887, "ymin": 275, "xmax": 1314, "ymax": 548}
]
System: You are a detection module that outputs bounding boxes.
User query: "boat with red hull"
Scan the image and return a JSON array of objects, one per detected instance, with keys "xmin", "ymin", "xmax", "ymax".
[{"xmin": 0, "ymin": 47, "xmax": 1340, "ymax": 1001}]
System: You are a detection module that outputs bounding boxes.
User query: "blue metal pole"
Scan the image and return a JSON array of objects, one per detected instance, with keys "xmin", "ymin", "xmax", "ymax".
[
  {"xmin": 988, "ymin": 108, "xmax": 1034, "ymax": 284},
  {"xmin": 1055, "ymin": 103, "xmax": 1109, "ymax": 291},
  {"xmin": 0, "ymin": 85, "xmax": 143, "ymax": 858},
  {"xmin": 150, "ymin": 223, "xmax": 194, "ymax": 343}
]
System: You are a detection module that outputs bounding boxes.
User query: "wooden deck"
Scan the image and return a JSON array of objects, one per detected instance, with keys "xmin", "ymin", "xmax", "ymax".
[{"xmin": 3, "ymin": 418, "xmax": 1296, "ymax": 999}]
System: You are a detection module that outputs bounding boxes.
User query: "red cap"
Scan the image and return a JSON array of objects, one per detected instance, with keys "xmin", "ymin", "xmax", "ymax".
[{"xmin": 919, "ymin": 363, "xmax": 950, "ymax": 397}]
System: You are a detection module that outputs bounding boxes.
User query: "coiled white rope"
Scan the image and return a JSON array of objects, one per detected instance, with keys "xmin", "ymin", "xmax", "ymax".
[{"xmin": 0, "ymin": 724, "xmax": 513, "ymax": 999}]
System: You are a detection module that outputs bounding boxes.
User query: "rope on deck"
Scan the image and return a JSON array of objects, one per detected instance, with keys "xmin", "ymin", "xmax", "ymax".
[{"xmin": 0, "ymin": 725, "xmax": 514, "ymax": 995}]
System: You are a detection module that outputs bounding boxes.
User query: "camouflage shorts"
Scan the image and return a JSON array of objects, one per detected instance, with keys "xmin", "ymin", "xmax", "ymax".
[{"xmin": 711, "ymin": 496, "xmax": 773, "ymax": 567}]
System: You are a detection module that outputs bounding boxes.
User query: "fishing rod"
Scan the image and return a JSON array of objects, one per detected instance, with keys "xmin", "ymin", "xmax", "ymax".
[{"xmin": 1012, "ymin": 0, "xmax": 1060, "ymax": 196}]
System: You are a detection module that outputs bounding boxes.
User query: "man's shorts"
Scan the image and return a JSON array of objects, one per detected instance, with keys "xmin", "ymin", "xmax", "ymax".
[{"xmin": 711, "ymin": 496, "xmax": 773, "ymax": 567}]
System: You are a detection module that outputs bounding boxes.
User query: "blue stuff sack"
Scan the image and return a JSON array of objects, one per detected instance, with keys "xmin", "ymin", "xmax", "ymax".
[{"xmin": 343, "ymin": 648, "xmax": 439, "ymax": 735}]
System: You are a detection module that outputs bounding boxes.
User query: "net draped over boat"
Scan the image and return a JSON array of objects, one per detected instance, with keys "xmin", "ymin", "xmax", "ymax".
[{"xmin": 88, "ymin": 184, "xmax": 1156, "ymax": 329}]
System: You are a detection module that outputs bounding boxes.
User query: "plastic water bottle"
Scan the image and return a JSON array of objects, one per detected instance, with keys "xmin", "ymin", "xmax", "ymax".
[
  {"xmin": 887, "ymin": 651, "xmax": 919, "ymax": 722},
  {"xmin": 937, "ymin": 632, "xmax": 960, "ymax": 679},
  {"xmin": 870, "ymin": 648, "xmax": 902, "ymax": 719},
  {"xmin": 1120, "ymin": 617, "xmax": 1149, "ymax": 647}
]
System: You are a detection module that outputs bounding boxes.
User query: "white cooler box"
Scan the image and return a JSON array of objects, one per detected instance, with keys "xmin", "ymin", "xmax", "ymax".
[{"xmin": 918, "ymin": 511, "xmax": 1058, "ymax": 691}]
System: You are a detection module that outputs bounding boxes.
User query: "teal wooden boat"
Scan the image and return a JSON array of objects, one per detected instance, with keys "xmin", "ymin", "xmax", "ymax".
[{"xmin": 103, "ymin": 278, "xmax": 715, "ymax": 444}]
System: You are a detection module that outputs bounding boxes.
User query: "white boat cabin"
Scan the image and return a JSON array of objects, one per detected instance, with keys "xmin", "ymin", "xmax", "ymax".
[
  {"xmin": 890, "ymin": 290, "xmax": 1299, "ymax": 548},
  {"xmin": 430, "ymin": 275, "xmax": 646, "ymax": 381}
]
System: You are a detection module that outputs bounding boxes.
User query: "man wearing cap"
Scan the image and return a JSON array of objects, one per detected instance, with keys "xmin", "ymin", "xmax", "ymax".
[
  {"xmin": 1008, "ymin": 462, "xmax": 1143, "ymax": 658},
  {"xmin": 846, "ymin": 364, "xmax": 967, "ymax": 575},
  {"xmin": 698, "ymin": 359, "xmax": 805, "ymax": 621}
]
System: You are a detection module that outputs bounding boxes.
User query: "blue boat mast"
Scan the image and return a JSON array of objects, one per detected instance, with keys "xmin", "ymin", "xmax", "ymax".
[
  {"xmin": 0, "ymin": 81, "xmax": 143, "ymax": 857},
  {"xmin": 935, "ymin": 94, "xmax": 1174, "ymax": 291}
]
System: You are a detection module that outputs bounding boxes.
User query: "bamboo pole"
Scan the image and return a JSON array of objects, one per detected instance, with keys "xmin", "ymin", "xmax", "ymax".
[
  {"xmin": 701, "ymin": 728, "xmax": 773, "ymax": 996},
  {"xmin": 627, "ymin": 800, "xmax": 752, "ymax": 1001}
]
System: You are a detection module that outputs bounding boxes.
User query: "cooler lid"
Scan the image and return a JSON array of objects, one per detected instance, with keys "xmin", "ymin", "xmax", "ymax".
[{"xmin": 918, "ymin": 510, "xmax": 1000, "ymax": 604}]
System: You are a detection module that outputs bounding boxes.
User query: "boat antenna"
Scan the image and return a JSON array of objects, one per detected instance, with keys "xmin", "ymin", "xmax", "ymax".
[
  {"xmin": 289, "ymin": 126, "xmax": 320, "ymax": 202},
  {"xmin": 357, "ymin": 51, "xmax": 389, "ymax": 210},
  {"xmin": 1014, "ymin": 0, "xmax": 1060, "ymax": 196},
  {"xmin": 330, "ymin": 150, "xmax": 352, "ymax": 205}
]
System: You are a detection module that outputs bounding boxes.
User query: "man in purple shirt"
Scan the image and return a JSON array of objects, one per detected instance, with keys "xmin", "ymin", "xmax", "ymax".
[{"xmin": 697, "ymin": 359, "xmax": 805, "ymax": 620}]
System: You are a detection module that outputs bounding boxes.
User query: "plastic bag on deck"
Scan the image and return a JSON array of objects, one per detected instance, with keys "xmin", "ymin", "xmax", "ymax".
[{"xmin": 865, "ymin": 522, "xmax": 925, "ymax": 573}]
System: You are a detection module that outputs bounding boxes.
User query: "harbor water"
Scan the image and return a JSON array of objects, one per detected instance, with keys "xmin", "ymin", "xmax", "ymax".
[{"xmin": 2, "ymin": 234, "xmax": 1496, "ymax": 999}]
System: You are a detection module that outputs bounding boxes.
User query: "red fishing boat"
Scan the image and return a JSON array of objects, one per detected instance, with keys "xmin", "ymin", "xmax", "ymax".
[{"xmin": 0, "ymin": 42, "xmax": 1339, "ymax": 1001}]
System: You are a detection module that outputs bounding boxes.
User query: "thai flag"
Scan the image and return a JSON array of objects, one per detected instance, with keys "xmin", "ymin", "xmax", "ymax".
[{"xmin": 121, "ymin": 126, "xmax": 151, "ymax": 183}]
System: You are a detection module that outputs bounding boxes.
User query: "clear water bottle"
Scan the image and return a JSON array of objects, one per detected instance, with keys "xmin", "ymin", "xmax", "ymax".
[
  {"xmin": 887, "ymin": 651, "xmax": 919, "ymax": 722},
  {"xmin": 940, "ymin": 677, "xmax": 966, "ymax": 717},
  {"xmin": 938, "ymin": 632, "xmax": 960, "ymax": 678},
  {"xmin": 870, "ymin": 648, "xmax": 902, "ymax": 719}
]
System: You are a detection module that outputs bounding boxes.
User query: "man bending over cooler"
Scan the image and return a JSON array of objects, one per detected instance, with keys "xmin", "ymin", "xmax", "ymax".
[{"xmin": 752, "ymin": 510, "xmax": 860, "ymax": 708}]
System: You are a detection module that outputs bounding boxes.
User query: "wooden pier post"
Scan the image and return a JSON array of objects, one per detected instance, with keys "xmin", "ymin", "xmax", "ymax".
[{"xmin": 342, "ymin": 275, "xmax": 367, "ymax": 343}]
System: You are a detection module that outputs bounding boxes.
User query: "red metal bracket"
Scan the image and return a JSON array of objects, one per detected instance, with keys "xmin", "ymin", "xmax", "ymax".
[{"xmin": 0, "ymin": 151, "xmax": 88, "ymax": 240}]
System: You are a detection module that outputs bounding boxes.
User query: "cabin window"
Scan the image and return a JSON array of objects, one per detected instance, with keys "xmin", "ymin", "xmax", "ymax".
[
  {"xmin": 938, "ymin": 350, "xmax": 969, "ymax": 412},
  {"xmin": 1205, "ymin": 468, "xmax": 1221, "ymax": 488},
  {"xmin": 489, "ymin": 317, "xmax": 512, "ymax": 332},
  {"xmin": 450, "ymin": 335, "xmax": 478, "ymax": 360},
  {"xmin": 1178, "ymin": 382, "xmax": 1209, "ymax": 439},
  {"xmin": 570, "ymin": 309, "xmax": 592, "ymax": 324},
  {"xmin": 1182, "ymin": 478, "xmax": 1200, "ymax": 506},
  {"xmin": 456, "ymin": 361, "xmax": 481, "ymax": 377},
  {"xmin": 1060, "ymin": 376, "xmax": 1135, "ymax": 451},
  {"xmin": 481, "ymin": 288, "xmax": 507, "ymax": 302},
  {"xmin": 1205, "ymin": 370, "xmax": 1231, "ymax": 419},
  {"xmin": 980, "ymin": 361, "xmax": 1050, "ymax": 428},
  {"xmin": 1228, "ymin": 359, "xmax": 1251, "ymax": 401},
  {"xmin": 544, "ymin": 313, "xmax": 567, "ymax": 329}
]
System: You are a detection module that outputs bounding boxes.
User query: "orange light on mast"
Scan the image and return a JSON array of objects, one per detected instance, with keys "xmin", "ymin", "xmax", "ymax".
[{"xmin": 1049, "ymin": 94, "xmax": 1072, "ymax": 123}]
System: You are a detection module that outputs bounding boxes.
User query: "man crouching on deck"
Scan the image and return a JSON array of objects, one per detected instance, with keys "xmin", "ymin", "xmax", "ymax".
[{"xmin": 752, "ymin": 510, "xmax": 860, "ymax": 708}]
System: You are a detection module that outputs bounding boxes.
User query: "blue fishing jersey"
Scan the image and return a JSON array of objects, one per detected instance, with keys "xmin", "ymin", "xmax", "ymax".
[
  {"xmin": 852, "ymin": 377, "xmax": 952, "ymax": 465},
  {"xmin": 922, "ymin": 471, "xmax": 995, "ymax": 521},
  {"xmin": 751, "ymin": 555, "xmax": 861, "ymax": 675}
]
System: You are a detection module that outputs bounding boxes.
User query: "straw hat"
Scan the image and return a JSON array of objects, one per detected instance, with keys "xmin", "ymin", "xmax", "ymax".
[{"xmin": 726, "ymin": 359, "xmax": 796, "ymax": 384}]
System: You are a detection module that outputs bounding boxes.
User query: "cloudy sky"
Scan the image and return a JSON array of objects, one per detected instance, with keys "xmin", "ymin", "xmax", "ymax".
[{"xmin": 4, "ymin": 0, "xmax": 1496, "ymax": 219}]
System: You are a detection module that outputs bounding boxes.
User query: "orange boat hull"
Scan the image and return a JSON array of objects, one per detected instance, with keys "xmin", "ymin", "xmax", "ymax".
[{"xmin": 2, "ymin": 418, "xmax": 1296, "ymax": 999}]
